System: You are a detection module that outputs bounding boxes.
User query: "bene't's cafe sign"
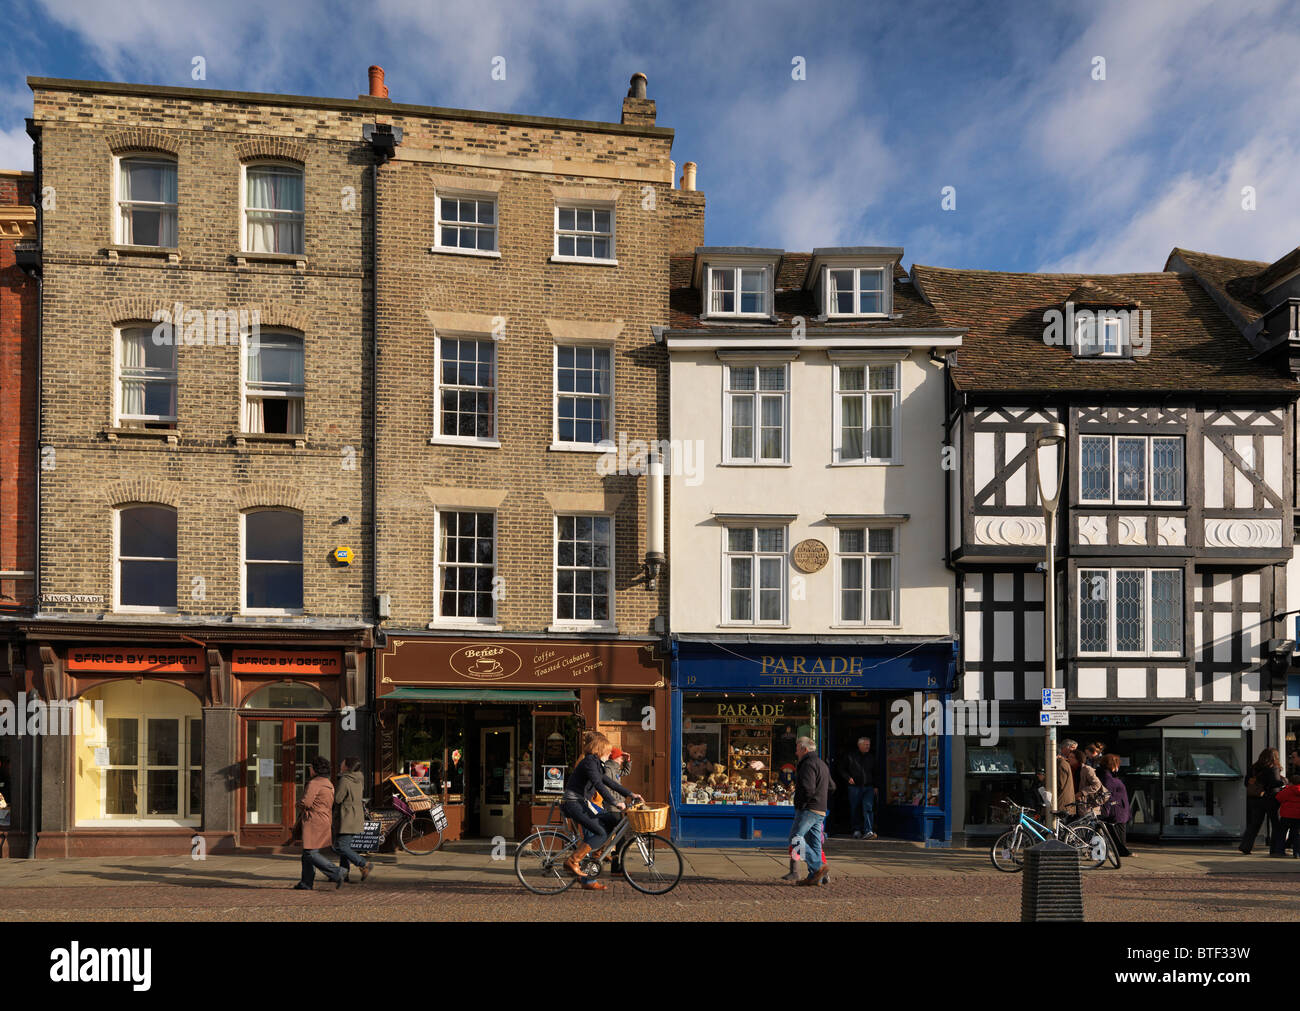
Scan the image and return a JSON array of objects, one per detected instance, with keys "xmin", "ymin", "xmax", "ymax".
[{"xmin": 378, "ymin": 638, "xmax": 664, "ymax": 692}]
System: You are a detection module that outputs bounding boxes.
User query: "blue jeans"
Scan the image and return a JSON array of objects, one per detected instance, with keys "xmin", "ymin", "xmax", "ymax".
[
  {"xmin": 561, "ymin": 800, "xmax": 619, "ymax": 849},
  {"xmin": 791, "ymin": 809, "xmax": 826, "ymax": 876},
  {"xmin": 335, "ymin": 833, "xmax": 369, "ymax": 873},
  {"xmin": 300, "ymin": 848, "xmax": 343, "ymax": 887},
  {"xmin": 849, "ymin": 785, "xmax": 876, "ymax": 835}
]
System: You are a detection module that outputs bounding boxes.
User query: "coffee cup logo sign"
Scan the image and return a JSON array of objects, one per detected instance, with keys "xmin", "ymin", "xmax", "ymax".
[{"xmin": 450, "ymin": 645, "xmax": 522, "ymax": 681}]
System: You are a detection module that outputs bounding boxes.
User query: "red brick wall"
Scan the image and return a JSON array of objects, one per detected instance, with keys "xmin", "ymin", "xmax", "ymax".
[{"xmin": 0, "ymin": 172, "xmax": 37, "ymax": 610}]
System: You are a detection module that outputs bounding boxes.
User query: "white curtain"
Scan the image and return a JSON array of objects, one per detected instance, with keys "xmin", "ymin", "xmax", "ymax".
[
  {"xmin": 246, "ymin": 169, "xmax": 302, "ymax": 253},
  {"xmin": 120, "ymin": 330, "xmax": 147, "ymax": 417},
  {"xmin": 120, "ymin": 160, "xmax": 178, "ymax": 247},
  {"xmin": 287, "ymin": 398, "xmax": 304, "ymax": 435},
  {"xmin": 244, "ymin": 398, "xmax": 264, "ymax": 434}
]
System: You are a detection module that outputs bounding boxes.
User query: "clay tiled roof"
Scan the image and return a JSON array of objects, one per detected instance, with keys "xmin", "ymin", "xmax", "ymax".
[
  {"xmin": 668, "ymin": 254, "xmax": 948, "ymax": 331},
  {"xmin": 1166, "ymin": 247, "xmax": 1272, "ymax": 327},
  {"xmin": 909, "ymin": 265, "xmax": 1298, "ymax": 395}
]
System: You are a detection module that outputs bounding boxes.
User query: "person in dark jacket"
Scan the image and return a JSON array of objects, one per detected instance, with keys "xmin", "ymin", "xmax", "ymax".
[
  {"xmin": 790, "ymin": 737, "xmax": 834, "ymax": 886},
  {"xmin": 1097, "ymin": 754, "xmax": 1132, "ymax": 857},
  {"xmin": 841, "ymin": 737, "xmax": 878, "ymax": 840},
  {"xmin": 561, "ymin": 732, "xmax": 642, "ymax": 890},
  {"xmin": 1240, "ymin": 748, "xmax": 1287, "ymax": 856},
  {"xmin": 334, "ymin": 757, "xmax": 371, "ymax": 883}
]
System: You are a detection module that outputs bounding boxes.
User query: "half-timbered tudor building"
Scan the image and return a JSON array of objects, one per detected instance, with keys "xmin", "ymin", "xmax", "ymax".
[
  {"xmin": 911, "ymin": 264, "xmax": 1300, "ymax": 843},
  {"xmin": 1169, "ymin": 245, "xmax": 1300, "ymax": 775},
  {"xmin": 664, "ymin": 247, "xmax": 962, "ymax": 844}
]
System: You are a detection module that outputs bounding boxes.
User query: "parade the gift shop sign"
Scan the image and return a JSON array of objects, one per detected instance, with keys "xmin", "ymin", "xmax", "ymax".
[
  {"xmin": 379, "ymin": 637, "xmax": 664, "ymax": 691},
  {"xmin": 232, "ymin": 650, "xmax": 343, "ymax": 675},
  {"xmin": 66, "ymin": 647, "xmax": 205, "ymax": 675}
]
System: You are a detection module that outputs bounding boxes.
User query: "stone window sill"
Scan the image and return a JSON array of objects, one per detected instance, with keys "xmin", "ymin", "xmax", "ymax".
[
  {"xmin": 549, "ymin": 255, "xmax": 619, "ymax": 267},
  {"xmin": 233, "ymin": 431, "xmax": 307, "ymax": 448},
  {"xmin": 106, "ymin": 245, "xmax": 181, "ymax": 263},
  {"xmin": 233, "ymin": 251, "xmax": 307, "ymax": 268},
  {"xmin": 105, "ymin": 426, "xmax": 180, "ymax": 444}
]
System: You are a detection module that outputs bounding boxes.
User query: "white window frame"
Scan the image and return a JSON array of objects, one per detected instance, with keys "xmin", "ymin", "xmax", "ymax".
[
  {"xmin": 240, "ymin": 329, "xmax": 306, "ymax": 436},
  {"xmin": 722, "ymin": 362, "xmax": 789, "ymax": 465},
  {"xmin": 240, "ymin": 508, "xmax": 305, "ymax": 616},
  {"xmin": 1076, "ymin": 567, "xmax": 1183, "ymax": 657},
  {"xmin": 432, "ymin": 190, "xmax": 500, "ymax": 258},
  {"xmin": 432, "ymin": 508, "xmax": 499, "ymax": 628},
  {"xmin": 705, "ymin": 265, "xmax": 771, "ymax": 318},
  {"xmin": 114, "ymin": 324, "xmax": 178, "ymax": 427},
  {"xmin": 834, "ymin": 526, "xmax": 899, "ymax": 627},
  {"xmin": 113, "ymin": 154, "xmax": 178, "ymax": 248},
  {"xmin": 551, "ymin": 342, "xmax": 615, "ymax": 452},
  {"xmin": 113, "ymin": 505, "xmax": 179, "ymax": 614},
  {"xmin": 1077, "ymin": 434, "xmax": 1184, "ymax": 506},
  {"xmin": 552, "ymin": 203, "xmax": 616, "ymax": 264},
  {"xmin": 825, "ymin": 266, "xmax": 888, "ymax": 318},
  {"xmin": 551, "ymin": 513, "xmax": 616, "ymax": 631},
  {"xmin": 90, "ymin": 711, "xmax": 201, "ymax": 826},
  {"xmin": 1074, "ymin": 312, "xmax": 1127, "ymax": 358},
  {"xmin": 832, "ymin": 360, "xmax": 900, "ymax": 464},
  {"xmin": 721, "ymin": 524, "xmax": 789, "ymax": 626},
  {"xmin": 240, "ymin": 160, "xmax": 305, "ymax": 256},
  {"xmin": 432, "ymin": 333, "xmax": 500, "ymax": 447}
]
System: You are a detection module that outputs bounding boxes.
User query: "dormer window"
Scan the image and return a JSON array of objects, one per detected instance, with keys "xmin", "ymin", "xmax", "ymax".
[
  {"xmin": 707, "ymin": 266, "xmax": 770, "ymax": 317},
  {"xmin": 827, "ymin": 267, "xmax": 886, "ymax": 316},
  {"xmin": 1074, "ymin": 312, "xmax": 1127, "ymax": 358}
]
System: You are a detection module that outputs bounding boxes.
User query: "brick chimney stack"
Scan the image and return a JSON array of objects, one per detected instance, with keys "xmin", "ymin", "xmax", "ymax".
[
  {"xmin": 364, "ymin": 65, "xmax": 390, "ymax": 100},
  {"xmin": 620, "ymin": 72, "xmax": 655, "ymax": 126}
]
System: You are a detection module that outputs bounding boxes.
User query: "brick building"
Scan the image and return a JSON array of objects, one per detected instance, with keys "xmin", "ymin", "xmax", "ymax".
[
  {"xmin": 368, "ymin": 71, "xmax": 703, "ymax": 841},
  {"xmin": 0, "ymin": 168, "xmax": 37, "ymax": 853},
  {"xmin": 5, "ymin": 68, "xmax": 701, "ymax": 855}
]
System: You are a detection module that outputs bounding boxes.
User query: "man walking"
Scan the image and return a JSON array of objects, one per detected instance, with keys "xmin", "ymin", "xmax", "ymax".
[
  {"xmin": 791, "ymin": 737, "xmax": 834, "ymax": 886},
  {"xmin": 843, "ymin": 736, "xmax": 878, "ymax": 839},
  {"xmin": 293, "ymin": 755, "xmax": 345, "ymax": 890}
]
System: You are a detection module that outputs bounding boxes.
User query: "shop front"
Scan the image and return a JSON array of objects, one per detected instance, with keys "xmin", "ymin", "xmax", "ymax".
[
  {"xmin": 959, "ymin": 706, "xmax": 1263, "ymax": 843},
  {"xmin": 374, "ymin": 634, "xmax": 668, "ymax": 842},
  {"xmin": 8, "ymin": 622, "xmax": 368, "ymax": 857},
  {"xmin": 669, "ymin": 638, "xmax": 957, "ymax": 846}
]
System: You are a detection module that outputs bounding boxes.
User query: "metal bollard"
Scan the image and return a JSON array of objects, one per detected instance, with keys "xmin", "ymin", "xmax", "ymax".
[{"xmin": 1020, "ymin": 839, "xmax": 1083, "ymax": 922}]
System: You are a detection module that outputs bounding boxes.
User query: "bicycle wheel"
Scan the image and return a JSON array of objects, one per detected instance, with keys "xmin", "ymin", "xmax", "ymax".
[
  {"xmin": 397, "ymin": 816, "xmax": 444, "ymax": 855},
  {"xmin": 515, "ymin": 828, "xmax": 580, "ymax": 894},
  {"xmin": 990, "ymin": 829, "xmax": 1025, "ymax": 872},
  {"xmin": 1062, "ymin": 823, "xmax": 1107, "ymax": 869},
  {"xmin": 1102, "ymin": 823, "xmax": 1122, "ymax": 869},
  {"xmin": 618, "ymin": 832, "xmax": 684, "ymax": 894}
]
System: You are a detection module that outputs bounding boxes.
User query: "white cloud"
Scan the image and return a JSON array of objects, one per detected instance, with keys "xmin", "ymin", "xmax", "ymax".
[{"xmin": 0, "ymin": 125, "xmax": 32, "ymax": 171}]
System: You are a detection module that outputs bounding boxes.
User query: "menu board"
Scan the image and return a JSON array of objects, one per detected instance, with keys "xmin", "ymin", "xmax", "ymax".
[{"xmin": 387, "ymin": 774, "xmax": 433, "ymax": 811}]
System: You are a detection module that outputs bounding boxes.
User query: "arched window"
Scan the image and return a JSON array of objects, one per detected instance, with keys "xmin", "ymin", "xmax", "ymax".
[
  {"xmin": 243, "ymin": 508, "xmax": 303, "ymax": 613},
  {"xmin": 117, "ymin": 324, "xmax": 177, "ymax": 427},
  {"xmin": 116, "ymin": 505, "xmax": 178, "ymax": 611},
  {"xmin": 116, "ymin": 155, "xmax": 177, "ymax": 247},
  {"xmin": 243, "ymin": 162, "xmax": 304, "ymax": 254},
  {"xmin": 242, "ymin": 681, "xmax": 330, "ymax": 710},
  {"xmin": 243, "ymin": 331, "xmax": 304, "ymax": 434}
]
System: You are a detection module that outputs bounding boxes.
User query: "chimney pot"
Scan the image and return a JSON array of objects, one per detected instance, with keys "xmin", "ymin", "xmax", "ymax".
[
  {"xmin": 367, "ymin": 65, "xmax": 389, "ymax": 100},
  {"xmin": 628, "ymin": 72, "xmax": 648, "ymax": 99},
  {"xmin": 681, "ymin": 161, "xmax": 697, "ymax": 192}
]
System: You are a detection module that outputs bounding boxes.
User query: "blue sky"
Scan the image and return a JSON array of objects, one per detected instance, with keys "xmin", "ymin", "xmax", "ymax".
[{"xmin": 1, "ymin": 0, "xmax": 1295, "ymax": 273}]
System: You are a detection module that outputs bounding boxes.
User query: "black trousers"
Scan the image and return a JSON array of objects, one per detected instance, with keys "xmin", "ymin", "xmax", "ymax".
[
  {"xmin": 1240, "ymin": 796, "xmax": 1282, "ymax": 854},
  {"xmin": 1102, "ymin": 817, "xmax": 1131, "ymax": 856},
  {"xmin": 1280, "ymin": 818, "xmax": 1300, "ymax": 856},
  {"xmin": 561, "ymin": 799, "xmax": 618, "ymax": 849}
]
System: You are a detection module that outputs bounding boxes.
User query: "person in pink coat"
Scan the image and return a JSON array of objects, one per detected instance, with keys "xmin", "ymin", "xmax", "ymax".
[{"xmin": 294, "ymin": 755, "xmax": 345, "ymax": 890}]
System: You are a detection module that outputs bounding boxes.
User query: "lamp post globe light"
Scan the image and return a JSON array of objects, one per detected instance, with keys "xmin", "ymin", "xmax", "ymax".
[{"xmin": 1035, "ymin": 423, "xmax": 1066, "ymax": 828}]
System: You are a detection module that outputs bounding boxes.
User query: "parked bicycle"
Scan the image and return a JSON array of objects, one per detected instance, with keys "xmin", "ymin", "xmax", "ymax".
[
  {"xmin": 515, "ymin": 798, "xmax": 684, "ymax": 894},
  {"xmin": 1067, "ymin": 808, "xmax": 1122, "ymax": 869},
  {"xmin": 990, "ymin": 799, "xmax": 1108, "ymax": 872},
  {"xmin": 363, "ymin": 787, "xmax": 447, "ymax": 856}
]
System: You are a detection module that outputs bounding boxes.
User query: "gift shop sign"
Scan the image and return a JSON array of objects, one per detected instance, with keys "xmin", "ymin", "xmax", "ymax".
[
  {"xmin": 66, "ymin": 648, "xmax": 205, "ymax": 675},
  {"xmin": 378, "ymin": 638, "xmax": 664, "ymax": 691},
  {"xmin": 232, "ymin": 650, "xmax": 343, "ymax": 675}
]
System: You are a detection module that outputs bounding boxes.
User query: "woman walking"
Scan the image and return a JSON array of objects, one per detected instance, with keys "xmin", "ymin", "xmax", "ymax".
[
  {"xmin": 334, "ymin": 756, "xmax": 372, "ymax": 883},
  {"xmin": 294, "ymin": 755, "xmax": 345, "ymax": 890},
  {"xmin": 1097, "ymin": 754, "xmax": 1133, "ymax": 858},
  {"xmin": 1240, "ymin": 748, "xmax": 1287, "ymax": 856}
]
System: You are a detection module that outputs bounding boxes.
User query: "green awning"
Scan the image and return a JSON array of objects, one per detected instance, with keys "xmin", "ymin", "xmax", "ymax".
[{"xmin": 383, "ymin": 688, "xmax": 578, "ymax": 702}]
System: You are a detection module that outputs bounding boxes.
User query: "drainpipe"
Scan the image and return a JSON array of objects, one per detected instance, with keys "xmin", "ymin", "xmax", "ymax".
[{"xmin": 22, "ymin": 117, "xmax": 42, "ymax": 859}]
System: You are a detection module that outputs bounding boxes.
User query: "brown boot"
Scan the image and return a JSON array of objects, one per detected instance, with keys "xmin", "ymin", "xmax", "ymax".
[
  {"xmin": 580, "ymin": 878, "xmax": 608, "ymax": 890},
  {"xmin": 565, "ymin": 843, "xmax": 592, "ymax": 877}
]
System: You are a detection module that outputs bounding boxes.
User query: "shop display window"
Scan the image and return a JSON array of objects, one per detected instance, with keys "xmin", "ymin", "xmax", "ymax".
[
  {"xmin": 1161, "ymin": 729, "xmax": 1244, "ymax": 837},
  {"xmin": 886, "ymin": 696, "xmax": 940, "ymax": 807},
  {"xmin": 396, "ymin": 704, "xmax": 465, "ymax": 801},
  {"xmin": 680, "ymin": 693, "xmax": 815, "ymax": 805},
  {"xmin": 535, "ymin": 711, "xmax": 581, "ymax": 794},
  {"xmin": 963, "ymin": 729, "xmax": 1043, "ymax": 829}
]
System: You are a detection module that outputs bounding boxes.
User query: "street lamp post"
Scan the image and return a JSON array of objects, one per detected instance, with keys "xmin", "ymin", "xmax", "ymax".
[{"xmin": 1035, "ymin": 423, "xmax": 1066, "ymax": 829}]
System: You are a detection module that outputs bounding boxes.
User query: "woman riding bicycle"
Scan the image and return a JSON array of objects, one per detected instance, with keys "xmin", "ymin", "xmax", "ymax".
[{"xmin": 561, "ymin": 732, "xmax": 643, "ymax": 890}]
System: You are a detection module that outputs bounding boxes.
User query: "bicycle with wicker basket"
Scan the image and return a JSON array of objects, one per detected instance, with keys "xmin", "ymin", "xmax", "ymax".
[{"xmin": 514, "ymin": 798, "xmax": 683, "ymax": 895}]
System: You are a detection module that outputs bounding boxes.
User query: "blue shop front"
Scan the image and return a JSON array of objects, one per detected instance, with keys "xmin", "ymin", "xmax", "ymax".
[{"xmin": 669, "ymin": 638, "xmax": 958, "ymax": 847}]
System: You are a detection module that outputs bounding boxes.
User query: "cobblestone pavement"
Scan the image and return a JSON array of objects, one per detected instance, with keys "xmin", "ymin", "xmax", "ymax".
[{"xmin": 2, "ymin": 839, "xmax": 1297, "ymax": 921}]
